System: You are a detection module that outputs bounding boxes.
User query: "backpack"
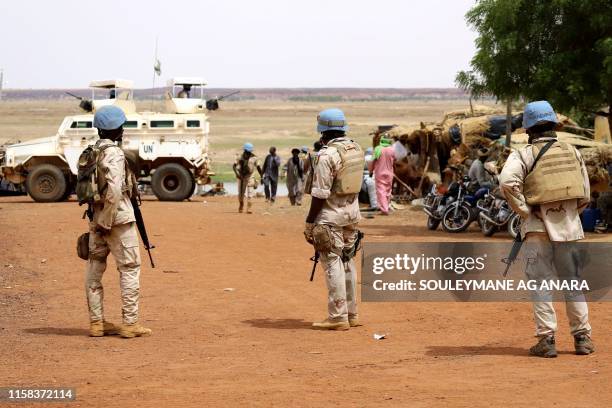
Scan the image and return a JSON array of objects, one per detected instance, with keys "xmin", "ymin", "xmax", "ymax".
[
  {"xmin": 238, "ymin": 155, "xmax": 255, "ymax": 178},
  {"xmin": 76, "ymin": 143, "xmax": 114, "ymax": 205}
]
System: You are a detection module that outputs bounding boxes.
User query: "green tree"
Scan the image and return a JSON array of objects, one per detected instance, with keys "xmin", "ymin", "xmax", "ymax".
[{"xmin": 458, "ymin": 0, "xmax": 612, "ymax": 137}]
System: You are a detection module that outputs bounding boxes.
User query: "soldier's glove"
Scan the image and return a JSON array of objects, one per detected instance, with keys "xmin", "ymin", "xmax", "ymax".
[{"xmin": 304, "ymin": 222, "xmax": 315, "ymax": 244}]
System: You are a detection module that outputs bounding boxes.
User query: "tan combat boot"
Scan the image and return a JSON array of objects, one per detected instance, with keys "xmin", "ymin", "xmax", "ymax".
[
  {"xmin": 246, "ymin": 202, "xmax": 253, "ymax": 214},
  {"xmin": 89, "ymin": 321, "xmax": 120, "ymax": 337},
  {"xmin": 574, "ymin": 334, "xmax": 595, "ymax": 355},
  {"xmin": 311, "ymin": 319, "xmax": 350, "ymax": 331},
  {"xmin": 120, "ymin": 323, "xmax": 152, "ymax": 339},
  {"xmin": 348, "ymin": 315, "xmax": 362, "ymax": 327}
]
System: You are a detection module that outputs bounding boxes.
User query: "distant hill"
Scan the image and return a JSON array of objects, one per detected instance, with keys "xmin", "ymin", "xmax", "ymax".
[{"xmin": 2, "ymin": 87, "xmax": 469, "ymax": 101}]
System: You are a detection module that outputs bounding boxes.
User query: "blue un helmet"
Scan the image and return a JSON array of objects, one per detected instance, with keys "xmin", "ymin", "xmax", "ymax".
[
  {"xmin": 93, "ymin": 105, "xmax": 127, "ymax": 130},
  {"xmin": 317, "ymin": 108, "xmax": 348, "ymax": 133},
  {"xmin": 243, "ymin": 142, "xmax": 254, "ymax": 153},
  {"xmin": 522, "ymin": 101, "xmax": 558, "ymax": 130}
]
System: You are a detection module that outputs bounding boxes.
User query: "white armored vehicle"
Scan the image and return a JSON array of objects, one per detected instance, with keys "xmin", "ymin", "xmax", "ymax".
[{"xmin": 1, "ymin": 78, "xmax": 219, "ymax": 202}]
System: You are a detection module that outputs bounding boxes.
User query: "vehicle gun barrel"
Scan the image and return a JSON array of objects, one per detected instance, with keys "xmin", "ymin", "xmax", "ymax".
[
  {"xmin": 217, "ymin": 90, "xmax": 240, "ymax": 101},
  {"xmin": 205, "ymin": 91, "xmax": 240, "ymax": 111},
  {"xmin": 65, "ymin": 92, "xmax": 93, "ymax": 112}
]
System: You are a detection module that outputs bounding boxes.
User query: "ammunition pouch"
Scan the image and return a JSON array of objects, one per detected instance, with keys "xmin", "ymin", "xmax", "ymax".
[
  {"xmin": 312, "ymin": 224, "xmax": 341, "ymax": 257},
  {"xmin": 77, "ymin": 232, "xmax": 90, "ymax": 261}
]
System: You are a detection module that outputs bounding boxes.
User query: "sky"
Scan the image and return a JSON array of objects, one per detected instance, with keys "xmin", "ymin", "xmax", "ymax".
[{"xmin": 0, "ymin": 0, "xmax": 477, "ymax": 89}]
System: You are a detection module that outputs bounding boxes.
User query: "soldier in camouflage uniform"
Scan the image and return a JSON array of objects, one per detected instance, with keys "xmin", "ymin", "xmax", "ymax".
[
  {"xmin": 233, "ymin": 142, "xmax": 262, "ymax": 214},
  {"xmin": 304, "ymin": 108, "xmax": 365, "ymax": 331},
  {"xmin": 85, "ymin": 105, "xmax": 152, "ymax": 339},
  {"xmin": 500, "ymin": 101, "xmax": 593, "ymax": 357}
]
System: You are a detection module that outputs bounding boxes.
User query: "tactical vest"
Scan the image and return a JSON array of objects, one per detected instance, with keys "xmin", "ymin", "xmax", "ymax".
[
  {"xmin": 238, "ymin": 154, "xmax": 256, "ymax": 178},
  {"xmin": 76, "ymin": 142, "xmax": 137, "ymax": 205},
  {"xmin": 523, "ymin": 141, "xmax": 586, "ymax": 205},
  {"xmin": 328, "ymin": 139, "xmax": 364, "ymax": 195}
]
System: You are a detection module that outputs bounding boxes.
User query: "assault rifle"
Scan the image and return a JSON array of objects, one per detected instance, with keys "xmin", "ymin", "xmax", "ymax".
[
  {"xmin": 309, "ymin": 251, "xmax": 319, "ymax": 281},
  {"xmin": 131, "ymin": 197, "xmax": 156, "ymax": 268},
  {"xmin": 501, "ymin": 232, "xmax": 522, "ymax": 277},
  {"xmin": 309, "ymin": 230, "xmax": 365, "ymax": 281}
]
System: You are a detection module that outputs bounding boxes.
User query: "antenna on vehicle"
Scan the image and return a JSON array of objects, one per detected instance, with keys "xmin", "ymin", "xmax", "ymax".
[
  {"xmin": 0, "ymin": 68, "xmax": 4, "ymax": 101},
  {"xmin": 151, "ymin": 36, "xmax": 161, "ymax": 111}
]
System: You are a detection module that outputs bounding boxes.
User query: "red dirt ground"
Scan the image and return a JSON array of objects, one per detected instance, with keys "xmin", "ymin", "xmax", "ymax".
[{"xmin": 1, "ymin": 195, "xmax": 611, "ymax": 407}]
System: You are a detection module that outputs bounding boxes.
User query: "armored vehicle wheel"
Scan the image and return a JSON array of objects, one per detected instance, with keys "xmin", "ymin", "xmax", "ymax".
[
  {"xmin": 26, "ymin": 164, "xmax": 67, "ymax": 202},
  {"xmin": 151, "ymin": 163, "xmax": 194, "ymax": 201}
]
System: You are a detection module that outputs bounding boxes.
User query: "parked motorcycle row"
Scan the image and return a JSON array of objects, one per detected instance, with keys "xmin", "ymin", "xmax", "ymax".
[{"xmin": 422, "ymin": 176, "xmax": 521, "ymax": 238}]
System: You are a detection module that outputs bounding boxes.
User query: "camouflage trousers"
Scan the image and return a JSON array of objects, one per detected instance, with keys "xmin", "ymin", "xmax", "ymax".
[
  {"xmin": 85, "ymin": 222, "xmax": 141, "ymax": 325},
  {"xmin": 524, "ymin": 233, "xmax": 591, "ymax": 338},
  {"xmin": 238, "ymin": 176, "xmax": 255, "ymax": 209},
  {"xmin": 319, "ymin": 223, "xmax": 358, "ymax": 322}
]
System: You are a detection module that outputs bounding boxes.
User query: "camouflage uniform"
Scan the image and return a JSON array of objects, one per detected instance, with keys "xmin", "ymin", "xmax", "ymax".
[
  {"xmin": 500, "ymin": 134, "xmax": 591, "ymax": 338},
  {"xmin": 235, "ymin": 154, "xmax": 260, "ymax": 213},
  {"xmin": 311, "ymin": 138, "xmax": 361, "ymax": 322},
  {"xmin": 85, "ymin": 139, "xmax": 142, "ymax": 325}
]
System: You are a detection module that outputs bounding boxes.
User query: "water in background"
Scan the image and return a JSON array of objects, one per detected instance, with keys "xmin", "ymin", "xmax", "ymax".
[{"xmin": 196, "ymin": 181, "xmax": 289, "ymax": 197}]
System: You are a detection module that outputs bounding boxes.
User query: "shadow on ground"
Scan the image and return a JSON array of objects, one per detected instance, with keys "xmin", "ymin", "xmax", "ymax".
[
  {"xmin": 242, "ymin": 318, "xmax": 312, "ymax": 330},
  {"xmin": 426, "ymin": 345, "xmax": 528, "ymax": 357},
  {"xmin": 23, "ymin": 327, "xmax": 89, "ymax": 336}
]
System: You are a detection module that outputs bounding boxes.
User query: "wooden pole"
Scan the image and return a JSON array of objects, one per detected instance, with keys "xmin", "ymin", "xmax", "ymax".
[
  {"xmin": 393, "ymin": 174, "xmax": 417, "ymax": 197},
  {"xmin": 505, "ymin": 99, "xmax": 512, "ymax": 147}
]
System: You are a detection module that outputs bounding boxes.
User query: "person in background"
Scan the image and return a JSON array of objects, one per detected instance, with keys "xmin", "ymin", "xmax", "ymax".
[
  {"xmin": 300, "ymin": 146, "xmax": 309, "ymax": 162},
  {"xmin": 177, "ymin": 85, "xmax": 192, "ymax": 98},
  {"xmin": 596, "ymin": 163, "xmax": 612, "ymax": 231},
  {"xmin": 262, "ymin": 146, "xmax": 281, "ymax": 203},
  {"xmin": 361, "ymin": 147, "xmax": 377, "ymax": 210},
  {"xmin": 371, "ymin": 136, "xmax": 395, "ymax": 215},
  {"xmin": 304, "ymin": 141, "xmax": 323, "ymax": 196},
  {"xmin": 468, "ymin": 147, "xmax": 495, "ymax": 189},
  {"xmin": 286, "ymin": 148, "xmax": 305, "ymax": 205},
  {"xmin": 468, "ymin": 147, "xmax": 496, "ymax": 201},
  {"xmin": 233, "ymin": 143, "xmax": 262, "ymax": 214}
]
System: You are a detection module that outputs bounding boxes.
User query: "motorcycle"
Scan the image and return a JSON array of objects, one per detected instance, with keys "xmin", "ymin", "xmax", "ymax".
[
  {"xmin": 422, "ymin": 184, "xmax": 451, "ymax": 230},
  {"xmin": 441, "ymin": 176, "xmax": 487, "ymax": 233},
  {"xmin": 477, "ymin": 192, "xmax": 521, "ymax": 238}
]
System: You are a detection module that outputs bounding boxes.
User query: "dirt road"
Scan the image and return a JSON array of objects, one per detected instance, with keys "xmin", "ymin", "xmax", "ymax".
[{"xmin": 1, "ymin": 196, "xmax": 611, "ymax": 407}]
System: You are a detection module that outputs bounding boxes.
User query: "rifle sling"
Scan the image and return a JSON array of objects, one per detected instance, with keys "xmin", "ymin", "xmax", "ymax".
[{"xmin": 529, "ymin": 140, "xmax": 556, "ymax": 173}]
